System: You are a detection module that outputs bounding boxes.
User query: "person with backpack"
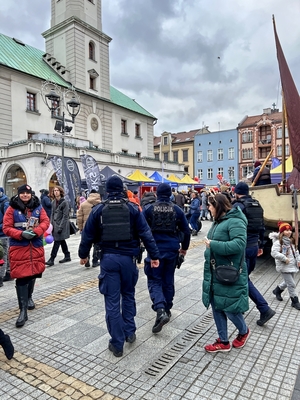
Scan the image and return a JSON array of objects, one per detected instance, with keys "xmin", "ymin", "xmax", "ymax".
[
  {"xmin": 78, "ymin": 176, "xmax": 160, "ymax": 357},
  {"xmin": 232, "ymin": 181, "xmax": 276, "ymax": 326},
  {"xmin": 143, "ymin": 183, "xmax": 191, "ymax": 334},
  {"xmin": 0, "ymin": 187, "xmax": 10, "ymax": 286}
]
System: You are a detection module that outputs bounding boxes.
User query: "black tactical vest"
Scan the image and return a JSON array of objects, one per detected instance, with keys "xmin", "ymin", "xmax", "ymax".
[
  {"xmin": 150, "ymin": 201, "xmax": 177, "ymax": 233},
  {"xmin": 101, "ymin": 199, "xmax": 131, "ymax": 242}
]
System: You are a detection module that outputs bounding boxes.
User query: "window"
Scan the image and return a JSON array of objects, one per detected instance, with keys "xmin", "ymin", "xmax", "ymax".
[
  {"xmin": 207, "ymin": 168, "xmax": 213, "ymax": 180},
  {"xmin": 136, "ymin": 152, "xmax": 141, "ymax": 158},
  {"xmin": 27, "ymin": 92, "xmax": 37, "ymax": 112},
  {"xmin": 89, "ymin": 42, "xmax": 95, "ymax": 60},
  {"xmin": 207, "ymin": 150, "xmax": 213, "ymax": 162},
  {"xmin": 182, "ymin": 150, "xmax": 188, "ymax": 162},
  {"xmin": 286, "ymin": 144, "xmax": 290, "ymax": 156},
  {"xmin": 242, "ymin": 166, "xmax": 252, "ymax": 178},
  {"xmin": 218, "ymin": 167, "xmax": 224, "ymax": 176},
  {"xmin": 89, "ymin": 76, "xmax": 96, "ymax": 90},
  {"xmin": 154, "ymin": 153, "xmax": 159, "ymax": 160},
  {"xmin": 51, "ymin": 100, "xmax": 60, "ymax": 118},
  {"xmin": 228, "ymin": 166, "xmax": 235, "ymax": 180},
  {"xmin": 228, "ymin": 147, "xmax": 234, "ymax": 160},
  {"xmin": 217, "ymin": 148, "xmax": 223, "ymax": 161},
  {"xmin": 197, "ymin": 169, "xmax": 203, "ymax": 180},
  {"xmin": 277, "ymin": 145, "xmax": 282, "ymax": 156},
  {"xmin": 277, "ymin": 128, "xmax": 282, "ymax": 139},
  {"xmin": 121, "ymin": 149, "xmax": 128, "ymax": 154},
  {"xmin": 163, "ymin": 152, "xmax": 169, "ymax": 162},
  {"xmin": 173, "ymin": 151, "xmax": 178, "ymax": 162},
  {"xmin": 259, "ymin": 147, "xmax": 271, "ymax": 159},
  {"xmin": 259, "ymin": 125, "xmax": 272, "ymax": 144},
  {"xmin": 163, "ymin": 136, "xmax": 168, "ymax": 145},
  {"xmin": 197, "ymin": 151, "xmax": 203, "ymax": 162},
  {"xmin": 242, "ymin": 131, "xmax": 253, "ymax": 143},
  {"xmin": 121, "ymin": 119, "xmax": 127, "ymax": 134},
  {"xmin": 285, "ymin": 128, "xmax": 289, "ymax": 138},
  {"xmin": 242, "ymin": 148, "xmax": 253, "ymax": 160},
  {"xmin": 135, "ymin": 123, "xmax": 141, "ymax": 138}
]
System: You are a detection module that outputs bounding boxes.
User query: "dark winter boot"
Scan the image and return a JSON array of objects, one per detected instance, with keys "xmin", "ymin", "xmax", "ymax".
[
  {"xmin": 15, "ymin": 285, "xmax": 28, "ymax": 327},
  {"xmin": 272, "ymin": 286, "xmax": 284, "ymax": 301},
  {"xmin": 0, "ymin": 277, "xmax": 3, "ymax": 287},
  {"xmin": 45, "ymin": 258, "xmax": 55, "ymax": 267},
  {"xmin": 291, "ymin": 296, "xmax": 300, "ymax": 310},
  {"xmin": 59, "ymin": 252, "xmax": 71, "ymax": 263},
  {"xmin": 0, "ymin": 329, "xmax": 14, "ymax": 360},
  {"xmin": 27, "ymin": 279, "xmax": 36, "ymax": 310},
  {"xmin": 152, "ymin": 308, "xmax": 170, "ymax": 333}
]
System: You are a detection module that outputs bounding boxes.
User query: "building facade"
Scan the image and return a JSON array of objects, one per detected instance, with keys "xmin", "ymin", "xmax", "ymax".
[
  {"xmin": 194, "ymin": 128, "xmax": 238, "ymax": 186},
  {"xmin": 238, "ymin": 107, "xmax": 287, "ymax": 180},
  {"xmin": 0, "ymin": 0, "xmax": 183, "ymax": 197}
]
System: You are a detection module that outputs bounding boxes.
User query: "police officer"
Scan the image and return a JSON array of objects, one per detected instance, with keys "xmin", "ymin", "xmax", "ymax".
[
  {"xmin": 78, "ymin": 176, "xmax": 160, "ymax": 357},
  {"xmin": 143, "ymin": 183, "xmax": 191, "ymax": 333}
]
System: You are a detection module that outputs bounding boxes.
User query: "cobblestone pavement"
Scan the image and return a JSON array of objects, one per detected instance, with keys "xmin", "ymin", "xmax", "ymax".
[{"xmin": 0, "ymin": 220, "xmax": 299, "ymax": 399}]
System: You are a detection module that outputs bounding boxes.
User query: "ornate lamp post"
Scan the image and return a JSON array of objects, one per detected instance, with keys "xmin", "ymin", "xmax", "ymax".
[{"xmin": 41, "ymin": 81, "xmax": 80, "ymax": 186}]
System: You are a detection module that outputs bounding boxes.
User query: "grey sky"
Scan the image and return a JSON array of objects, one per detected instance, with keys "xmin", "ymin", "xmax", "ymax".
[{"xmin": 1, "ymin": 0, "xmax": 300, "ymax": 135}]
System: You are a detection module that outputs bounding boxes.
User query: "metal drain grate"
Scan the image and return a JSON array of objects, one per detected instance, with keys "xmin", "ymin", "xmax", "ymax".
[{"xmin": 144, "ymin": 311, "xmax": 214, "ymax": 377}]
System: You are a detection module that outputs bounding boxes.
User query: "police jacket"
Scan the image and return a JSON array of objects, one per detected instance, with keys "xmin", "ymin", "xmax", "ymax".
[
  {"xmin": 143, "ymin": 195, "xmax": 191, "ymax": 253},
  {"xmin": 78, "ymin": 193, "xmax": 160, "ymax": 259},
  {"xmin": 232, "ymin": 195, "xmax": 265, "ymax": 249}
]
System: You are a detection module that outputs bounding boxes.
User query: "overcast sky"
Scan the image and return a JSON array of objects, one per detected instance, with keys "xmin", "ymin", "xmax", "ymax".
[{"xmin": 1, "ymin": 0, "xmax": 300, "ymax": 136}]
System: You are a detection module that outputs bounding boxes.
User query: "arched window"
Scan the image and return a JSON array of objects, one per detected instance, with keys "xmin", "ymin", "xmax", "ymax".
[{"xmin": 89, "ymin": 42, "xmax": 95, "ymax": 60}]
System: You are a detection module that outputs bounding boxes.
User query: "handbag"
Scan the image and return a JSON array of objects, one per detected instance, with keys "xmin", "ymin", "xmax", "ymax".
[
  {"xmin": 69, "ymin": 221, "xmax": 79, "ymax": 235},
  {"xmin": 210, "ymin": 250, "xmax": 244, "ymax": 285}
]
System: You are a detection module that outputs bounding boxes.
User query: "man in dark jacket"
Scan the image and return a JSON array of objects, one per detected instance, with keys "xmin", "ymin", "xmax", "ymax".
[
  {"xmin": 232, "ymin": 181, "xmax": 275, "ymax": 326},
  {"xmin": 78, "ymin": 176, "xmax": 160, "ymax": 357},
  {"xmin": 143, "ymin": 183, "xmax": 191, "ymax": 334},
  {"xmin": 40, "ymin": 189, "xmax": 52, "ymax": 219},
  {"xmin": 252, "ymin": 161, "xmax": 271, "ymax": 186},
  {"xmin": 0, "ymin": 187, "xmax": 10, "ymax": 285}
]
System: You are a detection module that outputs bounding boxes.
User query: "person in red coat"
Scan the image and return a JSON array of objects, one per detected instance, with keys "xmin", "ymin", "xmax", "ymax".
[{"xmin": 3, "ymin": 184, "xmax": 49, "ymax": 327}]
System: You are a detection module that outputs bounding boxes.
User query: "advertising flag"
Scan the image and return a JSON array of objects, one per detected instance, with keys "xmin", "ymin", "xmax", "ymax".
[{"xmin": 80, "ymin": 154, "xmax": 102, "ymax": 193}]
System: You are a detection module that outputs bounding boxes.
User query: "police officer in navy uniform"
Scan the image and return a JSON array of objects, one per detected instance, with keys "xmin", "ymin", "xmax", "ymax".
[
  {"xmin": 143, "ymin": 183, "xmax": 191, "ymax": 333},
  {"xmin": 78, "ymin": 176, "xmax": 160, "ymax": 357}
]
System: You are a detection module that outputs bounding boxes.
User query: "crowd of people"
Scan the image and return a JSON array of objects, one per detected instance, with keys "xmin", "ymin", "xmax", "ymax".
[{"xmin": 0, "ymin": 174, "xmax": 299, "ymax": 360}]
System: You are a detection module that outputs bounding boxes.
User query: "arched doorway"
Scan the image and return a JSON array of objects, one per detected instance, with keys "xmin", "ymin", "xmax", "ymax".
[{"xmin": 5, "ymin": 165, "xmax": 26, "ymax": 198}]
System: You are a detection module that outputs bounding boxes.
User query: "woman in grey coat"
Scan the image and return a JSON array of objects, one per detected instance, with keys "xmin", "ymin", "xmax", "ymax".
[{"xmin": 45, "ymin": 186, "xmax": 71, "ymax": 267}]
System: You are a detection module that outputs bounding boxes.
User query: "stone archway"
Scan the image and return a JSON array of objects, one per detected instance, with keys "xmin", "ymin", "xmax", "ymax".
[{"xmin": 5, "ymin": 164, "xmax": 27, "ymax": 198}]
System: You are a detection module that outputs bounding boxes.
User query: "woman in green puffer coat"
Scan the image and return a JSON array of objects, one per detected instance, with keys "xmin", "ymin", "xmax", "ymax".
[{"xmin": 202, "ymin": 193, "xmax": 249, "ymax": 353}]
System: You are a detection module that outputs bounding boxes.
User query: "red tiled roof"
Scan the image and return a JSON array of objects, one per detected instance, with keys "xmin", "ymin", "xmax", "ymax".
[
  {"xmin": 239, "ymin": 111, "xmax": 282, "ymax": 128},
  {"xmin": 154, "ymin": 129, "xmax": 201, "ymax": 147}
]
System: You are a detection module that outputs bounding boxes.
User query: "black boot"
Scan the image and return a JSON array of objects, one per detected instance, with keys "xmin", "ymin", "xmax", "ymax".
[
  {"xmin": 27, "ymin": 279, "xmax": 36, "ymax": 310},
  {"xmin": 15, "ymin": 285, "xmax": 28, "ymax": 328},
  {"xmin": 0, "ymin": 329, "xmax": 14, "ymax": 360},
  {"xmin": 3, "ymin": 271, "xmax": 13, "ymax": 281},
  {"xmin": 152, "ymin": 308, "xmax": 170, "ymax": 333},
  {"xmin": 273, "ymin": 286, "xmax": 284, "ymax": 301},
  {"xmin": 0, "ymin": 277, "xmax": 3, "ymax": 287},
  {"xmin": 291, "ymin": 296, "xmax": 300, "ymax": 310},
  {"xmin": 45, "ymin": 258, "xmax": 55, "ymax": 267},
  {"xmin": 59, "ymin": 252, "xmax": 71, "ymax": 263}
]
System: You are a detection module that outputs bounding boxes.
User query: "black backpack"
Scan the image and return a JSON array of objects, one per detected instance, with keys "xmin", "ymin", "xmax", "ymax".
[{"xmin": 238, "ymin": 197, "xmax": 264, "ymax": 233}]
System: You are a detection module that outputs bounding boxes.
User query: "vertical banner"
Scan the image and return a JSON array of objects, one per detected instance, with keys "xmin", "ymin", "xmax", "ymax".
[
  {"xmin": 50, "ymin": 156, "xmax": 81, "ymax": 208},
  {"xmin": 80, "ymin": 154, "xmax": 102, "ymax": 192}
]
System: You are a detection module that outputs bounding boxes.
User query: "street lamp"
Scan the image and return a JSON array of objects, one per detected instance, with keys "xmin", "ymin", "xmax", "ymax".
[{"xmin": 41, "ymin": 81, "xmax": 80, "ymax": 186}]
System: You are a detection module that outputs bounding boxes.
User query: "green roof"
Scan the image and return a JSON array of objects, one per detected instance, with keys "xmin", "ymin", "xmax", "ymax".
[{"xmin": 0, "ymin": 33, "xmax": 156, "ymax": 119}]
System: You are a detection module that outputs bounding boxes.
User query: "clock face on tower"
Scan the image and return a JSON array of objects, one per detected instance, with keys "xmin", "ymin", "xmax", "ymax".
[{"xmin": 91, "ymin": 117, "xmax": 98, "ymax": 131}]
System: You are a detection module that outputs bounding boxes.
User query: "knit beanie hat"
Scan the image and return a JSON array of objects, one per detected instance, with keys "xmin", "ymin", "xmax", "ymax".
[
  {"xmin": 254, "ymin": 161, "xmax": 261, "ymax": 168},
  {"xmin": 234, "ymin": 182, "xmax": 249, "ymax": 196},
  {"xmin": 105, "ymin": 176, "xmax": 123, "ymax": 193},
  {"xmin": 157, "ymin": 183, "xmax": 171, "ymax": 198},
  {"xmin": 278, "ymin": 221, "xmax": 292, "ymax": 233},
  {"xmin": 18, "ymin": 184, "xmax": 32, "ymax": 195},
  {"xmin": 0, "ymin": 187, "xmax": 4, "ymax": 193}
]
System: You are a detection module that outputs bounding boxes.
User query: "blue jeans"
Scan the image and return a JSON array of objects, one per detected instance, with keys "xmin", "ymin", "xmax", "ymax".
[
  {"xmin": 99, "ymin": 253, "xmax": 139, "ymax": 351},
  {"xmin": 144, "ymin": 252, "xmax": 177, "ymax": 312},
  {"xmin": 190, "ymin": 212, "xmax": 200, "ymax": 231},
  {"xmin": 246, "ymin": 246, "xmax": 269, "ymax": 314},
  {"xmin": 211, "ymin": 299, "xmax": 247, "ymax": 342}
]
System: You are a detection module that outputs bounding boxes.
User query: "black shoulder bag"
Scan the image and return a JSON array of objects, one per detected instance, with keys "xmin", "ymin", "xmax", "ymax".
[{"xmin": 210, "ymin": 250, "xmax": 244, "ymax": 285}]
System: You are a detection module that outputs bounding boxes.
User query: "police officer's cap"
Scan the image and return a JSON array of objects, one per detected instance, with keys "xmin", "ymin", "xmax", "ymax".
[{"xmin": 106, "ymin": 176, "xmax": 123, "ymax": 193}]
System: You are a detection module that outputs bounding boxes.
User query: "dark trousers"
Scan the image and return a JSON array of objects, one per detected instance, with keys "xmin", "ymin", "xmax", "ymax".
[
  {"xmin": 246, "ymin": 246, "xmax": 269, "ymax": 313},
  {"xmin": 190, "ymin": 212, "xmax": 200, "ymax": 231},
  {"xmin": 144, "ymin": 252, "xmax": 177, "ymax": 312},
  {"xmin": 99, "ymin": 253, "xmax": 138, "ymax": 351},
  {"xmin": 50, "ymin": 240, "xmax": 69, "ymax": 259}
]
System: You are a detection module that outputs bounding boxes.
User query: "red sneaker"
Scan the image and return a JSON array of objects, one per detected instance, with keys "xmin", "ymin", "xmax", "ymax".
[
  {"xmin": 232, "ymin": 328, "xmax": 250, "ymax": 348},
  {"xmin": 204, "ymin": 338, "xmax": 231, "ymax": 353}
]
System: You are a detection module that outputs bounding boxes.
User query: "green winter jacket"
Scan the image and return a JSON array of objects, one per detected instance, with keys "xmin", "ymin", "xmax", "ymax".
[{"xmin": 202, "ymin": 207, "xmax": 249, "ymax": 313}]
